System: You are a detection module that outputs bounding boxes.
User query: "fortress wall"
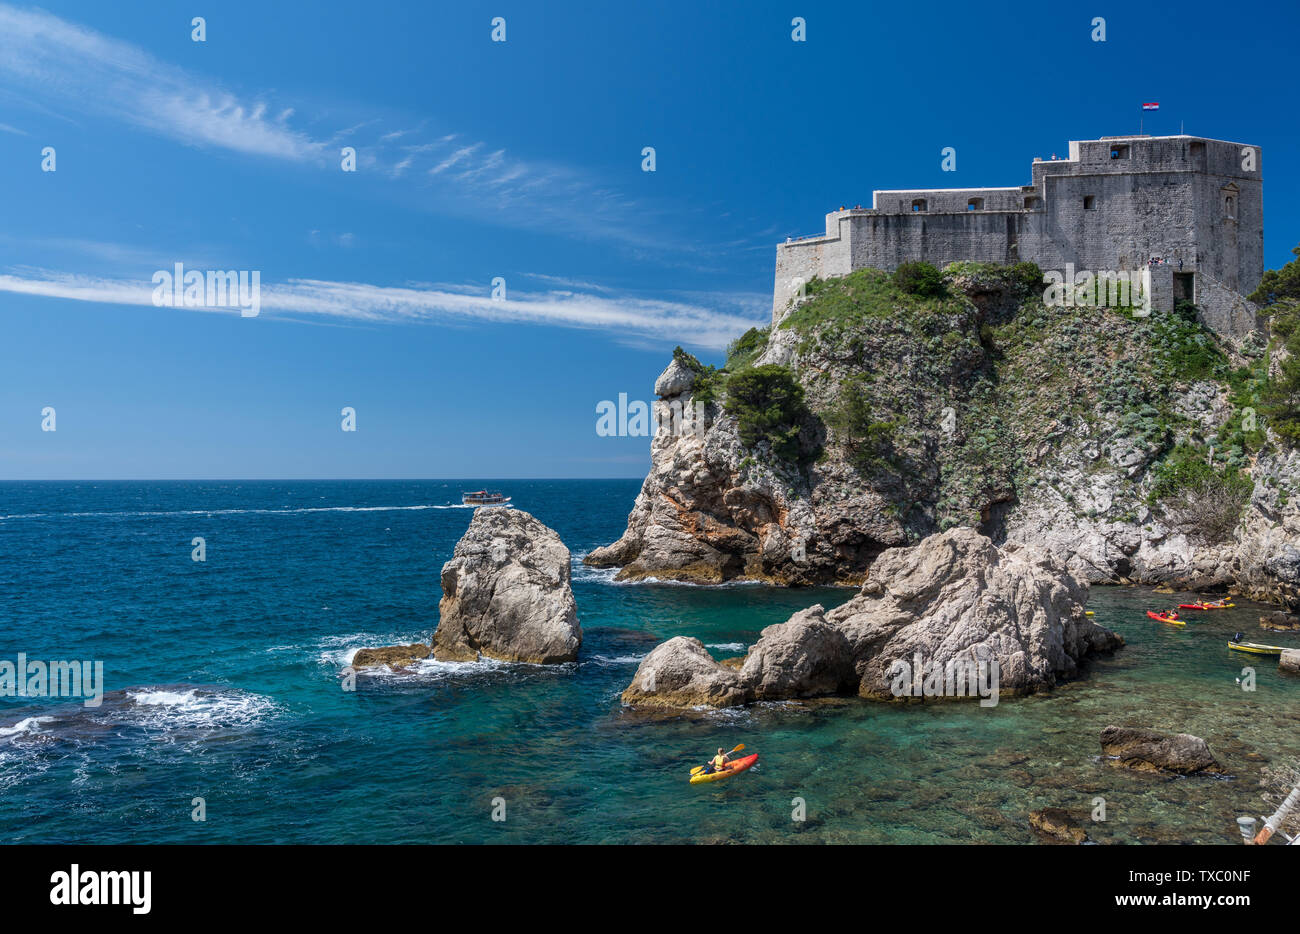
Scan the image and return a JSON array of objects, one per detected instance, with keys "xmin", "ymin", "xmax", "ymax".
[
  {"xmin": 772, "ymin": 233, "xmax": 851, "ymax": 322},
  {"xmin": 872, "ymin": 188, "xmax": 1023, "ymax": 213},
  {"xmin": 1033, "ymin": 172, "xmax": 1199, "ymax": 274},
  {"xmin": 772, "ymin": 136, "xmax": 1264, "ymax": 341},
  {"xmin": 1196, "ymin": 271, "xmax": 1262, "ymax": 338},
  {"xmin": 1192, "ymin": 171, "xmax": 1264, "ymax": 295},
  {"xmin": 847, "ymin": 212, "xmax": 1021, "ymax": 270}
]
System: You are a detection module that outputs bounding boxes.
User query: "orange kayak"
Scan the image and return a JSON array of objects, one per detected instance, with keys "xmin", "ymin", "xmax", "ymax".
[{"xmin": 689, "ymin": 753, "xmax": 759, "ymax": 784}]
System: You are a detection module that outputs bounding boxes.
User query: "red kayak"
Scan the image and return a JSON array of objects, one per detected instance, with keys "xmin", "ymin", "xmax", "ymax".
[
  {"xmin": 1147, "ymin": 611, "xmax": 1185, "ymax": 625},
  {"xmin": 1178, "ymin": 602, "xmax": 1234, "ymax": 610},
  {"xmin": 689, "ymin": 753, "xmax": 759, "ymax": 784}
]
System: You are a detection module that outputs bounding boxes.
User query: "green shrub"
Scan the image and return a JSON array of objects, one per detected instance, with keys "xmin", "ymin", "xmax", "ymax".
[
  {"xmin": 1260, "ymin": 303, "xmax": 1300, "ymax": 445},
  {"xmin": 1010, "ymin": 261, "xmax": 1044, "ymax": 295},
  {"xmin": 1150, "ymin": 304, "xmax": 1227, "ymax": 381},
  {"xmin": 725, "ymin": 327, "xmax": 769, "ymax": 372},
  {"xmin": 1249, "ymin": 244, "xmax": 1300, "ymax": 307},
  {"xmin": 825, "ymin": 374, "xmax": 900, "ymax": 472},
  {"xmin": 725, "ymin": 364, "xmax": 814, "ymax": 464},
  {"xmin": 672, "ymin": 345, "xmax": 726, "ymax": 405},
  {"xmin": 1148, "ymin": 443, "xmax": 1252, "ymax": 541},
  {"xmin": 893, "ymin": 261, "xmax": 946, "ymax": 298}
]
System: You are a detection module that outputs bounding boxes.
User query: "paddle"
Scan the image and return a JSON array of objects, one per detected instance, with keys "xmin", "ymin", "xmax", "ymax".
[{"xmin": 691, "ymin": 743, "xmax": 744, "ymax": 775}]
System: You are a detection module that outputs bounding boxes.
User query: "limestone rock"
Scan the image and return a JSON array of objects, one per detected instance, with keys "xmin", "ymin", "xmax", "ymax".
[
  {"xmin": 351, "ymin": 642, "xmax": 430, "ymax": 668},
  {"xmin": 1280, "ymin": 649, "xmax": 1300, "ymax": 676},
  {"xmin": 621, "ymin": 637, "xmax": 748, "ymax": 708},
  {"xmin": 839, "ymin": 529, "xmax": 1123, "ymax": 699},
  {"xmin": 1099, "ymin": 726, "xmax": 1226, "ymax": 774},
  {"xmin": 738, "ymin": 605, "xmax": 858, "ymax": 700},
  {"xmin": 585, "ymin": 360, "xmax": 895, "ymax": 586},
  {"xmin": 432, "ymin": 508, "xmax": 581, "ymax": 664},
  {"xmin": 654, "ymin": 357, "xmax": 697, "ymax": 398},
  {"xmin": 621, "ymin": 529, "xmax": 1121, "ymax": 709}
]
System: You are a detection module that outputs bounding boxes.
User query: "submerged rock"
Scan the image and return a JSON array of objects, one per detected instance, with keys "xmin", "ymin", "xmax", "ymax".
[
  {"xmin": 1261, "ymin": 611, "xmax": 1300, "ymax": 632},
  {"xmin": 1099, "ymin": 726, "xmax": 1226, "ymax": 774},
  {"xmin": 1280, "ymin": 649, "xmax": 1300, "ymax": 676},
  {"xmin": 622, "ymin": 528, "xmax": 1121, "ymax": 709},
  {"xmin": 1029, "ymin": 808, "xmax": 1089, "ymax": 844},
  {"xmin": 351, "ymin": 643, "xmax": 430, "ymax": 668},
  {"xmin": 432, "ymin": 508, "xmax": 581, "ymax": 664}
]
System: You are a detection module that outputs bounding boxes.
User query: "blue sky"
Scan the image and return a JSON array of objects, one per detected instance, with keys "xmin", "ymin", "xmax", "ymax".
[{"xmin": 1, "ymin": 0, "xmax": 1297, "ymax": 479}]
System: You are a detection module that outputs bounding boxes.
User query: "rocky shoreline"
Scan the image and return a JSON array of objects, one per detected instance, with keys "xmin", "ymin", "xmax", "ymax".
[{"xmin": 621, "ymin": 528, "xmax": 1122, "ymax": 710}]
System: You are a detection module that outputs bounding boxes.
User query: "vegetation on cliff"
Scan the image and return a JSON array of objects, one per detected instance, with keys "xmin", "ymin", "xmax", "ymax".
[
  {"xmin": 725, "ymin": 365, "xmax": 815, "ymax": 465},
  {"xmin": 1250, "ymin": 243, "xmax": 1300, "ymax": 445},
  {"xmin": 660, "ymin": 247, "xmax": 1297, "ymax": 557},
  {"xmin": 688, "ymin": 257, "xmax": 1294, "ymax": 541}
]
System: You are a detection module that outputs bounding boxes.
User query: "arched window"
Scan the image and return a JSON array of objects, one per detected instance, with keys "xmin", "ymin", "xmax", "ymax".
[
  {"xmin": 911, "ymin": 198, "xmax": 927, "ymax": 212},
  {"xmin": 1224, "ymin": 195, "xmax": 1236, "ymax": 219}
]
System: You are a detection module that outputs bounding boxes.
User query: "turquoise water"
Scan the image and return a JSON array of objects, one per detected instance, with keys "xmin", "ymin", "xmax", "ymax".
[{"xmin": 1, "ymin": 480, "xmax": 1297, "ymax": 844}]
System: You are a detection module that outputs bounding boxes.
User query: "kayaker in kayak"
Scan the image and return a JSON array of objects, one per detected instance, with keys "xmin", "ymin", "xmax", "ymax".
[
  {"xmin": 1166, "ymin": 609, "xmax": 1181, "ymax": 621},
  {"xmin": 703, "ymin": 748, "xmax": 729, "ymax": 774}
]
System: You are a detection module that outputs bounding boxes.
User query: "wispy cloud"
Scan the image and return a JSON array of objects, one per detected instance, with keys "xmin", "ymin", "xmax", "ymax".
[
  {"xmin": 0, "ymin": 269, "xmax": 766, "ymax": 350},
  {"xmin": 0, "ymin": 6, "xmax": 322, "ymax": 161},
  {"xmin": 0, "ymin": 4, "xmax": 658, "ymax": 247}
]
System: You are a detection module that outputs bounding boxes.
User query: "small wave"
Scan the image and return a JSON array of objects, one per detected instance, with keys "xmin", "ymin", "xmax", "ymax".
[
  {"xmin": 569, "ymin": 557, "xmax": 765, "ymax": 589},
  {"xmin": 706, "ymin": 642, "xmax": 746, "ymax": 652},
  {"xmin": 0, "ymin": 716, "xmax": 56, "ymax": 738},
  {"xmin": 586, "ymin": 654, "xmax": 646, "ymax": 667},
  {"xmin": 688, "ymin": 705, "xmax": 753, "ymax": 723},
  {"xmin": 352, "ymin": 653, "xmax": 544, "ymax": 683},
  {"xmin": 122, "ymin": 687, "xmax": 280, "ymax": 730},
  {"xmin": 570, "ymin": 560, "xmax": 620, "ymax": 584},
  {"xmin": 566, "ymin": 559, "xmax": 759, "ymax": 587}
]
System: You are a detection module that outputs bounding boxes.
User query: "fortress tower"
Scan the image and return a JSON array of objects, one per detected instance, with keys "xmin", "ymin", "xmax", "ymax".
[{"xmin": 773, "ymin": 135, "xmax": 1264, "ymax": 340}]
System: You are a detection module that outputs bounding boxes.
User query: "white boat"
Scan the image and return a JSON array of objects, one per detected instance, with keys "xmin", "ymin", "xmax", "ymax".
[{"xmin": 461, "ymin": 490, "xmax": 511, "ymax": 506}]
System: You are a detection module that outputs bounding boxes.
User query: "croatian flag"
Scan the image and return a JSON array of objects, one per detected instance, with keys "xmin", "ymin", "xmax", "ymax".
[{"xmin": 1142, "ymin": 102, "xmax": 1160, "ymax": 111}]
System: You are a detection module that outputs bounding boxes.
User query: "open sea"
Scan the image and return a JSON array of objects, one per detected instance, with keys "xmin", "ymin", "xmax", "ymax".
[{"xmin": 1, "ymin": 479, "xmax": 1297, "ymax": 844}]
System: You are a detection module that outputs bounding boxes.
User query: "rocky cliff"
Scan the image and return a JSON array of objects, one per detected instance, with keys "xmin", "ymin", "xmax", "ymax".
[{"xmin": 587, "ymin": 263, "xmax": 1299, "ymax": 609}]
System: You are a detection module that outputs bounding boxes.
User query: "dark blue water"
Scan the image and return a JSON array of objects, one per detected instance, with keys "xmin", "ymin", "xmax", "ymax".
[{"xmin": 1, "ymin": 480, "xmax": 1296, "ymax": 844}]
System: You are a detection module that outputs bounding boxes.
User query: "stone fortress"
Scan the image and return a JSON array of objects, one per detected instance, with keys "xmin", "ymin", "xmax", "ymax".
[{"xmin": 773, "ymin": 135, "xmax": 1263, "ymax": 340}]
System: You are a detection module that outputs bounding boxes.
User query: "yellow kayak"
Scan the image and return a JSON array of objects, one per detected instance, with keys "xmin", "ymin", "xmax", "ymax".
[
  {"xmin": 689, "ymin": 753, "xmax": 758, "ymax": 784},
  {"xmin": 1227, "ymin": 641, "xmax": 1285, "ymax": 655}
]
